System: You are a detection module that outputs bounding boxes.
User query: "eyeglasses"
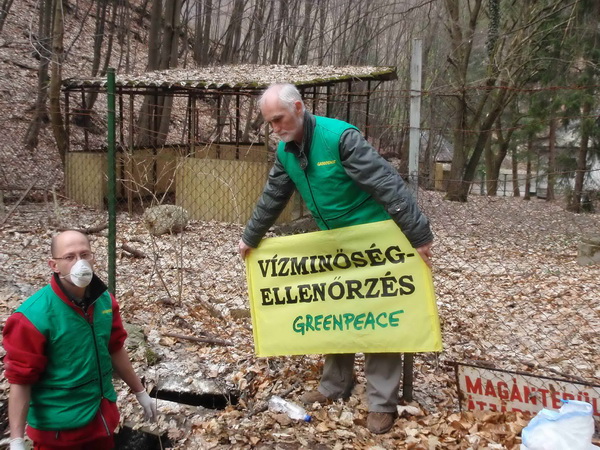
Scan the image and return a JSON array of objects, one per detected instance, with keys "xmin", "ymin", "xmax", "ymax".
[{"xmin": 52, "ymin": 252, "xmax": 95, "ymax": 263}]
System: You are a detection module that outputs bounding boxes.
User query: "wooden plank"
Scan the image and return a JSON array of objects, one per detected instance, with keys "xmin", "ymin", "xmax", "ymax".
[
  {"xmin": 65, "ymin": 153, "xmax": 105, "ymax": 209},
  {"xmin": 176, "ymin": 157, "xmax": 294, "ymax": 224}
]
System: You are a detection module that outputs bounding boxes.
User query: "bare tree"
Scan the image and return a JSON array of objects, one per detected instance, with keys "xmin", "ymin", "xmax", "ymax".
[
  {"xmin": 23, "ymin": 0, "xmax": 52, "ymax": 151},
  {"xmin": 511, "ymin": 145, "xmax": 520, "ymax": 198},
  {"xmin": 199, "ymin": 0, "xmax": 213, "ymax": 65},
  {"xmin": 137, "ymin": 0, "xmax": 183, "ymax": 146},
  {"xmin": 115, "ymin": 0, "xmax": 133, "ymax": 72},
  {"xmin": 80, "ymin": 0, "xmax": 118, "ymax": 118},
  {"xmin": 442, "ymin": 0, "xmax": 567, "ymax": 201},
  {"xmin": 485, "ymin": 107, "xmax": 518, "ymax": 196},
  {"xmin": 221, "ymin": 0, "xmax": 245, "ymax": 63},
  {"xmin": 49, "ymin": 0, "xmax": 68, "ymax": 164},
  {"xmin": 156, "ymin": 0, "xmax": 183, "ymax": 142},
  {"xmin": 193, "ymin": 0, "xmax": 208, "ymax": 64},
  {"xmin": 566, "ymin": 0, "xmax": 600, "ymax": 212},
  {"xmin": 546, "ymin": 115, "xmax": 556, "ymax": 201},
  {"xmin": 568, "ymin": 99, "xmax": 592, "ymax": 212},
  {"xmin": 269, "ymin": 0, "xmax": 287, "ymax": 64},
  {"xmin": 147, "ymin": 0, "xmax": 162, "ymax": 71}
]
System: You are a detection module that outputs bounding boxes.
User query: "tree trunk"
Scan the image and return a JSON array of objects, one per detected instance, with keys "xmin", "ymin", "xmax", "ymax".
[
  {"xmin": 336, "ymin": 0, "xmax": 352, "ymax": 65},
  {"xmin": 221, "ymin": 0, "xmax": 245, "ymax": 63},
  {"xmin": 443, "ymin": 0, "xmax": 483, "ymax": 202},
  {"xmin": 179, "ymin": 2, "xmax": 191, "ymax": 65},
  {"xmin": 485, "ymin": 113, "xmax": 514, "ymax": 196},
  {"xmin": 297, "ymin": 0, "xmax": 313, "ymax": 64},
  {"xmin": 115, "ymin": 0, "xmax": 132, "ymax": 72},
  {"xmin": 423, "ymin": 95, "xmax": 436, "ymax": 190},
  {"xmin": 23, "ymin": 0, "xmax": 52, "ymax": 151},
  {"xmin": 201, "ymin": 0, "xmax": 213, "ymax": 65},
  {"xmin": 461, "ymin": 86, "xmax": 509, "ymax": 194},
  {"xmin": 147, "ymin": 0, "xmax": 162, "ymax": 70},
  {"xmin": 137, "ymin": 0, "xmax": 164, "ymax": 147},
  {"xmin": 523, "ymin": 135, "xmax": 532, "ymax": 201},
  {"xmin": 445, "ymin": 90, "xmax": 469, "ymax": 202},
  {"xmin": 284, "ymin": 0, "xmax": 302, "ymax": 64},
  {"xmin": 155, "ymin": 0, "xmax": 182, "ymax": 145},
  {"xmin": 99, "ymin": 3, "xmax": 116, "ymax": 76},
  {"xmin": 546, "ymin": 116, "xmax": 556, "ymax": 201},
  {"xmin": 91, "ymin": 1, "xmax": 108, "ymax": 77},
  {"xmin": 317, "ymin": 0, "xmax": 326, "ymax": 64},
  {"xmin": 193, "ymin": 0, "xmax": 214, "ymax": 65},
  {"xmin": 241, "ymin": 0, "xmax": 268, "ymax": 139},
  {"xmin": 270, "ymin": 0, "xmax": 286, "ymax": 64},
  {"xmin": 84, "ymin": 0, "xmax": 116, "ymax": 114},
  {"xmin": 49, "ymin": 0, "xmax": 69, "ymax": 166},
  {"xmin": 484, "ymin": 136, "xmax": 497, "ymax": 196},
  {"xmin": 568, "ymin": 101, "xmax": 591, "ymax": 213},
  {"xmin": 511, "ymin": 145, "xmax": 520, "ymax": 197},
  {"xmin": 250, "ymin": 0, "xmax": 267, "ymax": 64},
  {"xmin": 193, "ymin": 0, "xmax": 204, "ymax": 63},
  {"xmin": 446, "ymin": 86, "xmax": 506, "ymax": 201}
]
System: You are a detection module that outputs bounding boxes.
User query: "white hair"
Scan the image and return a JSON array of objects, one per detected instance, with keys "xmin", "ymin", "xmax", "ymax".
[{"xmin": 259, "ymin": 83, "xmax": 306, "ymax": 113}]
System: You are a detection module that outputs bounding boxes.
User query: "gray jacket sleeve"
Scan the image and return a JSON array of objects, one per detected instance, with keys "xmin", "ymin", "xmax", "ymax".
[
  {"xmin": 241, "ymin": 154, "xmax": 295, "ymax": 248},
  {"xmin": 339, "ymin": 129, "xmax": 433, "ymax": 248}
]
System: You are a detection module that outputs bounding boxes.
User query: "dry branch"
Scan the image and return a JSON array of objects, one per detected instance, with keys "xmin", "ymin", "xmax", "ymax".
[
  {"xmin": 4, "ymin": 58, "xmax": 37, "ymax": 71},
  {"xmin": 54, "ymin": 222, "xmax": 108, "ymax": 234},
  {"xmin": 121, "ymin": 243, "xmax": 147, "ymax": 258},
  {"xmin": 162, "ymin": 332, "xmax": 232, "ymax": 347},
  {"xmin": 195, "ymin": 294, "xmax": 225, "ymax": 321},
  {"xmin": 0, "ymin": 180, "xmax": 36, "ymax": 226}
]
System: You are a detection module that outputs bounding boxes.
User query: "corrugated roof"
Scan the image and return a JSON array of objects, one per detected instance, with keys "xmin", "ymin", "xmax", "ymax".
[{"xmin": 62, "ymin": 64, "xmax": 397, "ymax": 90}]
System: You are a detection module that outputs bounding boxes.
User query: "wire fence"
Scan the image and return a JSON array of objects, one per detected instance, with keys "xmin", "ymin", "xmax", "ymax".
[{"xmin": 1, "ymin": 84, "xmax": 599, "ymax": 425}]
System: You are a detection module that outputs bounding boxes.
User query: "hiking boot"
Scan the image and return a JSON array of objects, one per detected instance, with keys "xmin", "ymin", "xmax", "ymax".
[
  {"xmin": 300, "ymin": 390, "xmax": 331, "ymax": 406},
  {"xmin": 367, "ymin": 412, "xmax": 396, "ymax": 434}
]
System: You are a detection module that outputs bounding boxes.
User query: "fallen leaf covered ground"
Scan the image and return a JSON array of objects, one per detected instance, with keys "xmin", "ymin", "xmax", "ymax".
[{"xmin": 1, "ymin": 191, "xmax": 598, "ymax": 449}]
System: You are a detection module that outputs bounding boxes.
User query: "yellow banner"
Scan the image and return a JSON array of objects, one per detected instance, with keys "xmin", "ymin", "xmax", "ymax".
[{"xmin": 246, "ymin": 220, "xmax": 442, "ymax": 356}]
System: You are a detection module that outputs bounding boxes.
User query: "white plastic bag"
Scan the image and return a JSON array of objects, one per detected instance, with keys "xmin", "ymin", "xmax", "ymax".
[{"xmin": 520, "ymin": 400, "xmax": 600, "ymax": 450}]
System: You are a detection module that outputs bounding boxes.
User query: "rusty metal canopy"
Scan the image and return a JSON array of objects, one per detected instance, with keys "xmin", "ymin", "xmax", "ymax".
[{"xmin": 62, "ymin": 64, "xmax": 397, "ymax": 92}]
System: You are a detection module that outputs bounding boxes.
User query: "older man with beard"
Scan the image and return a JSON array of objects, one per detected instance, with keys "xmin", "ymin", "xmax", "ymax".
[{"xmin": 239, "ymin": 83, "xmax": 434, "ymax": 434}]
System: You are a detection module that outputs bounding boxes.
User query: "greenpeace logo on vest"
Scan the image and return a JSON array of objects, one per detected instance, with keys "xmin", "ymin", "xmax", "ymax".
[
  {"xmin": 317, "ymin": 160, "xmax": 336, "ymax": 166},
  {"xmin": 102, "ymin": 309, "xmax": 112, "ymax": 314}
]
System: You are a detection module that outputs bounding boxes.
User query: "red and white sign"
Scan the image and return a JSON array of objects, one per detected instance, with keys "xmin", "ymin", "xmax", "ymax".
[{"xmin": 456, "ymin": 364, "xmax": 600, "ymax": 422}]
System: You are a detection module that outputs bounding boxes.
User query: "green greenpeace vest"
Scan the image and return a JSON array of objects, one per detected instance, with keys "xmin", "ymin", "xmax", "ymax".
[
  {"xmin": 277, "ymin": 115, "xmax": 390, "ymax": 230},
  {"xmin": 16, "ymin": 284, "xmax": 117, "ymax": 430}
]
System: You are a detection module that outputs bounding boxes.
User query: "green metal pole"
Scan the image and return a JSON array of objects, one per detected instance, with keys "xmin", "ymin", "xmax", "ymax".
[{"xmin": 107, "ymin": 68, "xmax": 117, "ymax": 294}]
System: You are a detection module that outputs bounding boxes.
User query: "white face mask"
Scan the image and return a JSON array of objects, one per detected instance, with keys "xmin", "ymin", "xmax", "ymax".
[{"xmin": 66, "ymin": 259, "xmax": 94, "ymax": 288}]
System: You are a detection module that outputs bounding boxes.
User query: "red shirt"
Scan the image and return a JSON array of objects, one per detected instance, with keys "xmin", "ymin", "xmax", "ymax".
[{"xmin": 3, "ymin": 275, "xmax": 128, "ymax": 446}]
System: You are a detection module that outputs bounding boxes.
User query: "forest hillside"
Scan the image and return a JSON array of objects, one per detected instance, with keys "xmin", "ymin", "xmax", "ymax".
[{"xmin": 1, "ymin": 0, "xmax": 151, "ymax": 194}]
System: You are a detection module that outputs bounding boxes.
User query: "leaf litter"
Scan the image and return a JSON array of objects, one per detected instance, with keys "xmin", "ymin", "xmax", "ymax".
[{"xmin": 0, "ymin": 192, "xmax": 599, "ymax": 449}]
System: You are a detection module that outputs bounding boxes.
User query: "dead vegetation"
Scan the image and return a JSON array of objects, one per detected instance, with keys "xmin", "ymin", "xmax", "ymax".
[{"xmin": 1, "ymin": 191, "xmax": 598, "ymax": 449}]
